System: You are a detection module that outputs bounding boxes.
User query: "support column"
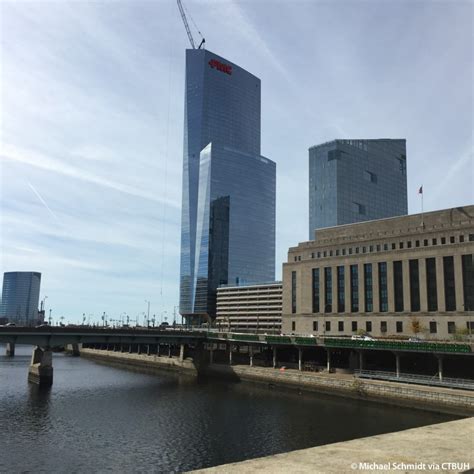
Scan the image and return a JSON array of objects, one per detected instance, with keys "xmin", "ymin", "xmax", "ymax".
[
  {"xmin": 209, "ymin": 346, "xmax": 214, "ymax": 364},
  {"xmin": 229, "ymin": 344, "xmax": 233, "ymax": 365},
  {"xmin": 168, "ymin": 344, "xmax": 172, "ymax": 358},
  {"xmin": 437, "ymin": 355, "xmax": 443, "ymax": 382},
  {"xmin": 28, "ymin": 346, "xmax": 53, "ymax": 387},
  {"xmin": 395, "ymin": 352, "xmax": 401, "ymax": 378},
  {"xmin": 6, "ymin": 342, "xmax": 15, "ymax": 357},
  {"xmin": 272, "ymin": 346, "xmax": 277, "ymax": 369},
  {"xmin": 147, "ymin": 344, "xmax": 150, "ymax": 356},
  {"xmin": 326, "ymin": 348, "xmax": 331, "ymax": 372},
  {"xmin": 129, "ymin": 344, "xmax": 132, "ymax": 353},
  {"xmin": 249, "ymin": 346, "xmax": 253, "ymax": 367},
  {"xmin": 298, "ymin": 348, "xmax": 303, "ymax": 371},
  {"xmin": 71, "ymin": 343, "xmax": 80, "ymax": 356},
  {"xmin": 179, "ymin": 344, "xmax": 185, "ymax": 362},
  {"xmin": 137, "ymin": 344, "xmax": 141, "ymax": 355},
  {"xmin": 157, "ymin": 344, "xmax": 161, "ymax": 357},
  {"xmin": 359, "ymin": 350, "xmax": 364, "ymax": 371}
]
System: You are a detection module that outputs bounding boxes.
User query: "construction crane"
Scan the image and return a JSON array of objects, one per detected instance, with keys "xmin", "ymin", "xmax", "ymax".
[{"xmin": 177, "ymin": 0, "xmax": 205, "ymax": 49}]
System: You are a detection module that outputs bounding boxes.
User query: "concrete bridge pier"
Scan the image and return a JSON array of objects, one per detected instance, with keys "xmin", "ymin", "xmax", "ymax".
[
  {"xmin": 28, "ymin": 346, "xmax": 53, "ymax": 387},
  {"xmin": 298, "ymin": 348, "xmax": 303, "ymax": 371},
  {"xmin": 157, "ymin": 344, "xmax": 161, "ymax": 357},
  {"xmin": 437, "ymin": 355, "xmax": 444, "ymax": 381},
  {"xmin": 179, "ymin": 344, "xmax": 185, "ymax": 362},
  {"xmin": 394, "ymin": 352, "xmax": 401, "ymax": 378},
  {"xmin": 326, "ymin": 349, "xmax": 332, "ymax": 372},
  {"xmin": 6, "ymin": 342, "xmax": 15, "ymax": 357},
  {"xmin": 249, "ymin": 346, "xmax": 253, "ymax": 367},
  {"xmin": 209, "ymin": 346, "xmax": 214, "ymax": 364},
  {"xmin": 168, "ymin": 344, "xmax": 172, "ymax": 358},
  {"xmin": 68, "ymin": 343, "xmax": 80, "ymax": 356},
  {"xmin": 359, "ymin": 350, "xmax": 364, "ymax": 370},
  {"xmin": 272, "ymin": 346, "xmax": 277, "ymax": 368},
  {"xmin": 229, "ymin": 344, "xmax": 233, "ymax": 365}
]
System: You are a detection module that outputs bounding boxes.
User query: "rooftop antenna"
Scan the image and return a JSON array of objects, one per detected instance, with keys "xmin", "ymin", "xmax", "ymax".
[{"xmin": 177, "ymin": 0, "xmax": 205, "ymax": 49}]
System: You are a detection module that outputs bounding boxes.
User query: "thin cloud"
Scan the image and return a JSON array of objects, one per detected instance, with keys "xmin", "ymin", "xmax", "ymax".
[
  {"xmin": 2, "ymin": 144, "xmax": 180, "ymax": 209},
  {"xmin": 27, "ymin": 181, "xmax": 61, "ymax": 223}
]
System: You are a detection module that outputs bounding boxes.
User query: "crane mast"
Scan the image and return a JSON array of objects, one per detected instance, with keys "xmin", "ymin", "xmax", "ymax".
[{"xmin": 176, "ymin": 0, "xmax": 205, "ymax": 49}]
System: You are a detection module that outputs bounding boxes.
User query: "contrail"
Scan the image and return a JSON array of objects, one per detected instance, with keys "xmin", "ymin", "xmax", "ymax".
[{"xmin": 27, "ymin": 181, "xmax": 60, "ymax": 223}]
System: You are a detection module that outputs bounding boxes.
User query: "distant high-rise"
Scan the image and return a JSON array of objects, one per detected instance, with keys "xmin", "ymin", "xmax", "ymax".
[
  {"xmin": 0, "ymin": 272, "xmax": 41, "ymax": 325},
  {"xmin": 309, "ymin": 139, "xmax": 408, "ymax": 238},
  {"xmin": 179, "ymin": 49, "xmax": 276, "ymax": 323}
]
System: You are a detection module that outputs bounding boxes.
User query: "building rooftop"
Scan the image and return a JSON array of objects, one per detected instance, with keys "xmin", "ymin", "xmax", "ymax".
[{"xmin": 290, "ymin": 205, "xmax": 474, "ymax": 252}]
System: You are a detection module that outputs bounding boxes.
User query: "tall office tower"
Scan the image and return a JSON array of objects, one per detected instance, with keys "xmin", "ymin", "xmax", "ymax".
[
  {"xmin": 0, "ymin": 272, "xmax": 41, "ymax": 325},
  {"xmin": 309, "ymin": 139, "xmax": 408, "ymax": 239},
  {"xmin": 179, "ymin": 49, "xmax": 276, "ymax": 323}
]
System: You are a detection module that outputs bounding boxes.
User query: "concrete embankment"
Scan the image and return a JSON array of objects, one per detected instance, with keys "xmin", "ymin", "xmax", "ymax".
[
  {"xmin": 191, "ymin": 417, "xmax": 474, "ymax": 474},
  {"xmin": 79, "ymin": 349, "xmax": 474, "ymax": 416},
  {"xmin": 80, "ymin": 348, "xmax": 199, "ymax": 375},
  {"xmin": 203, "ymin": 364, "xmax": 474, "ymax": 416}
]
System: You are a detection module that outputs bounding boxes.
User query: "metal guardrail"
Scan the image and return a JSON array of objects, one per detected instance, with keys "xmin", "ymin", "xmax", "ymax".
[{"xmin": 354, "ymin": 369, "xmax": 474, "ymax": 391}]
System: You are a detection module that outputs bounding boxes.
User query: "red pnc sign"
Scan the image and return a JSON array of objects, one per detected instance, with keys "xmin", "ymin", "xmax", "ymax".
[{"xmin": 208, "ymin": 59, "xmax": 232, "ymax": 75}]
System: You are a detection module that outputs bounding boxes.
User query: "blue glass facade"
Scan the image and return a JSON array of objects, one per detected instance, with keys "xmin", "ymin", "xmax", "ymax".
[
  {"xmin": 179, "ymin": 49, "xmax": 275, "ymax": 320},
  {"xmin": 309, "ymin": 139, "xmax": 408, "ymax": 239},
  {"xmin": 0, "ymin": 272, "xmax": 41, "ymax": 325}
]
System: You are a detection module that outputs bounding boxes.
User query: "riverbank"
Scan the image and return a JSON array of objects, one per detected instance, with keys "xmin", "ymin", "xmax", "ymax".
[
  {"xmin": 80, "ymin": 349, "xmax": 474, "ymax": 416},
  {"xmin": 191, "ymin": 417, "xmax": 474, "ymax": 473}
]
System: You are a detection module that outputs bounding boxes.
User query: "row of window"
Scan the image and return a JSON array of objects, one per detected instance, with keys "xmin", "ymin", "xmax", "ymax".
[
  {"xmin": 291, "ymin": 254, "xmax": 474, "ymax": 314},
  {"xmin": 293, "ymin": 233, "xmax": 473, "ymax": 262},
  {"xmin": 290, "ymin": 320, "xmax": 474, "ymax": 335}
]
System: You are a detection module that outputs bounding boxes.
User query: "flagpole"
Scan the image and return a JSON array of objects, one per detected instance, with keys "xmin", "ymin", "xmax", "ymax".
[{"xmin": 420, "ymin": 185, "xmax": 424, "ymax": 228}]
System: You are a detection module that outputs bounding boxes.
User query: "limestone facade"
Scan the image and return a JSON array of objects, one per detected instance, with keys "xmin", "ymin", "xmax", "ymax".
[{"xmin": 282, "ymin": 206, "xmax": 474, "ymax": 340}]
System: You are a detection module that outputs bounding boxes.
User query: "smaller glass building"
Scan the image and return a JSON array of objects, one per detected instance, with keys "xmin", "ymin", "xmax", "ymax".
[
  {"xmin": 309, "ymin": 139, "xmax": 408, "ymax": 239},
  {"xmin": 0, "ymin": 272, "xmax": 41, "ymax": 325}
]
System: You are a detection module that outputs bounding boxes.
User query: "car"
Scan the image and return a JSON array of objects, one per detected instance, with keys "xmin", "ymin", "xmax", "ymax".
[
  {"xmin": 408, "ymin": 337, "xmax": 422, "ymax": 343},
  {"xmin": 351, "ymin": 334, "xmax": 374, "ymax": 341},
  {"xmin": 35, "ymin": 323, "xmax": 49, "ymax": 328},
  {"xmin": 5, "ymin": 322, "xmax": 16, "ymax": 327}
]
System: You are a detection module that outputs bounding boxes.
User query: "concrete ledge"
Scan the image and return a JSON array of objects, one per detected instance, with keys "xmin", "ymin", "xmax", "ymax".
[{"xmin": 191, "ymin": 417, "xmax": 474, "ymax": 474}]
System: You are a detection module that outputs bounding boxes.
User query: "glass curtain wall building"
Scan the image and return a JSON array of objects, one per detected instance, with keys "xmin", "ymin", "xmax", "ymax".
[
  {"xmin": 179, "ymin": 49, "xmax": 276, "ymax": 322},
  {"xmin": 309, "ymin": 139, "xmax": 408, "ymax": 239},
  {"xmin": 0, "ymin": 272, "xmax": 41, "ymax": 325}
]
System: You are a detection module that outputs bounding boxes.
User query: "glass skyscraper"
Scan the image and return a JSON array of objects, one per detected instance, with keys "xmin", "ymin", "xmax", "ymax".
[
  {"xmin": 0, "ymin": 271, "xmax": 41, "ymax": 325},
  {"xmin": 179, "ymin": 49, "xmax": 276, "ymax": 322},
  {"xmin": 309, "ymin": 139, "xmax": 408, "ymax": 239}
]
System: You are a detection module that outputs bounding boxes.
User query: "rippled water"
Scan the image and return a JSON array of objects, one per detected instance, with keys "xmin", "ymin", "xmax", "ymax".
[{"xmin": 0, "ymin": 345, "xmax": 457, "ymax": 472}]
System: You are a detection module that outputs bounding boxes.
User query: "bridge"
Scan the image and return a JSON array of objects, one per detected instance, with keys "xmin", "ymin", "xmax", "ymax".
[{"xmin": 1, "ymin": 327, "xmax": 472, "ymax": 387}]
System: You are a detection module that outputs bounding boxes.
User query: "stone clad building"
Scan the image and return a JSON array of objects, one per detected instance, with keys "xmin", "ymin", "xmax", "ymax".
[{"xmin": 282, "ymin": 206, "xmax": 474, "ymax": 339}]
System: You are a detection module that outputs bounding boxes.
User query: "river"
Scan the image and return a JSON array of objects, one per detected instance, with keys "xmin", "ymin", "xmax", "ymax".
[{"xmin": 0, "ymin": 345, "xmax": 457, "ymax": 472}]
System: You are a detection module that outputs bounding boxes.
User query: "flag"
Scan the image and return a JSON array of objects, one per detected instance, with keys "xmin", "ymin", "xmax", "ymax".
[{"xmin": 418, "ymin": 185, "xmax": 423, "ymax": 194}]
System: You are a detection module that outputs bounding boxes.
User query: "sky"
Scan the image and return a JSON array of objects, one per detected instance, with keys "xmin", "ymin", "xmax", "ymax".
[{"xmin": 1, "ymin": 0, "xmax": 472, "ymax": 325}]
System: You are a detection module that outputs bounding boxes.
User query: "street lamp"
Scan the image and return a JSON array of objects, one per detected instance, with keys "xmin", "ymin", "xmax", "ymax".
[{"xmin": 145, "ymin": 300, "xmax": 150, "ymax": 327}]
